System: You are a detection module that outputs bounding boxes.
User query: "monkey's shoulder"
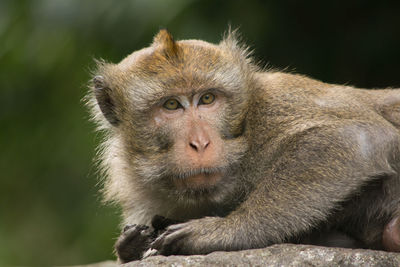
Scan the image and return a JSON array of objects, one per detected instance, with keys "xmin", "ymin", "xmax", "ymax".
[
  {"xmin": 256, "ymin": 71, "xmax": 326, "ymax": 90},
  {"xmin": 255, "ymin": 71, "xmax": 400, "ymax": 119}
]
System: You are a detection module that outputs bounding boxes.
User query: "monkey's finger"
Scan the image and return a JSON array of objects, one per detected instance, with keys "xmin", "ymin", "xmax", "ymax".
[
  {"xmin": 115, "ymin": 225, "xmax": 154, "ymax": 262},
  {"xmin": 123, "ymin": 224, "xmax": 136, "ymax": 233},
  {"xmin": 151, "ymin": 228, "xmax": 189, "ymax": 255},
  {"xmin": 142, "ymin": 248, "xmax": 159, "ymax": 259},
  {"xmin": 118, "ymin": 225, "xmax": 151, "ymax": 246},
  {"xmin": 150, "ymin": 231, "xmax": 167, "ymax": 250}
]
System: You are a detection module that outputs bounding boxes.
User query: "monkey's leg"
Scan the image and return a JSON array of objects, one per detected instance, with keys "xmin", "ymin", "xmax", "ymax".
[
  {"xmin": 150, "ymin": 127, "xmax": 397, "ymax": 255},
  {"xmin": 383, "ymin": 216, "xmax": 400, "ymax": 252},
  {"xmin": 335, "ymin": 176, "xmax": 400, "ymax": 250}
]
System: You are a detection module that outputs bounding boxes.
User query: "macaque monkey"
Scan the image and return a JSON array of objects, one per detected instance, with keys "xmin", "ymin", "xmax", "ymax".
[{"xmin": 88, "ymin": 29, "xmax": 400, "ymax": 263}]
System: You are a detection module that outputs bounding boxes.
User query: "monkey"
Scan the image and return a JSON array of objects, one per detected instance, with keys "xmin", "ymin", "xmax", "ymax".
[{"xmin": 87, "ymin": 29, "xmax": 400, "ymax": 263}]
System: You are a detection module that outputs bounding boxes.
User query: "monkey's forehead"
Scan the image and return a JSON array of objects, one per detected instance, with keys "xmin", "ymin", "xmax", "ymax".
[{"xmin": 116, "ymin": 40, "xmax": 229, "ymax": 73}]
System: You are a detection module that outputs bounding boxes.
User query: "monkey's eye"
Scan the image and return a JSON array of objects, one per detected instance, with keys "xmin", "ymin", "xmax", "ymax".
[
  {"xmin": 199, "ymin": 93, "xmax": 215, "ymax": 105},
  {"xmin": 163, "ymin": 99, "xmax": 181, "ymax": 110}
]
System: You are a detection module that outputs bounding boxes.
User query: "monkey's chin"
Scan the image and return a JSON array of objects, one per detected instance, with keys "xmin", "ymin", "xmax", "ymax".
[{"xmin": 173, "ymin": 172, "xmax": 223, "ymax": 190}]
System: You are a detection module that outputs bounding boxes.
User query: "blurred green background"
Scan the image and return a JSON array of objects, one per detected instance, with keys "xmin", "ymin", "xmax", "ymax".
[{"xmin": 1, "ymin": 0, "xmax": 399, "ymax": 266}]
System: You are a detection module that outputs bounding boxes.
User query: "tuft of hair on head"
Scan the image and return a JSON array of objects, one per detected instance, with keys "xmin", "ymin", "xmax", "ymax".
[
  {"xmin": 152, "ymin": 29, "xmax": 179, "ymax": 58},
  {"xmin": 219, "ymin": 26, "xmax": 257, "ymax": 74},
  {"xmin": 221, "ymin": 27, "xmax": 252, "ymax": 57}
]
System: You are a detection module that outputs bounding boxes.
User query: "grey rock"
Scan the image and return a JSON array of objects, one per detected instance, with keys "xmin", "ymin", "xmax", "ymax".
[
  {"xmin": 78, "ymin": 244, "xmax": 400, "ymax": 267},
  {"xmin": 124, "ymin": 244, "xmax": 400, "ymax": 267},
  {"xmin": 66, "ymin": 260, "xmax": 119, "ymax": 267}
]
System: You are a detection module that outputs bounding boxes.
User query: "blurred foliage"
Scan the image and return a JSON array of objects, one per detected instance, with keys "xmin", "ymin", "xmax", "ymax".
[{"xmin": 0, "ymin": 0, "xmax": 399, "ymax": 266}]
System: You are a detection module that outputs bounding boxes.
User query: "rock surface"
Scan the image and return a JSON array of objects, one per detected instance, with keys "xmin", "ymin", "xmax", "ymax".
[{"xmin": 77, "ymin": 244, "xmax": 400, "ymax": 267}]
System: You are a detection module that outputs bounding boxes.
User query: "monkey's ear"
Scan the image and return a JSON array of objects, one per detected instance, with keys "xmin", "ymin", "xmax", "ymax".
[
  {"xmin": 152, "ymin": 29, "xmax": 178, "ymax": 57},
  {"xmin": 93, "ymin": 75, "xmax": 120, "ymax": 126}
]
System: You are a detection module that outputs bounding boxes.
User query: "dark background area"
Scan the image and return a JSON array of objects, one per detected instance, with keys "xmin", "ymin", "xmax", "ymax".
[{"xmin": 1, "ymin": 0, "xmax": 399, "ymax": 266}]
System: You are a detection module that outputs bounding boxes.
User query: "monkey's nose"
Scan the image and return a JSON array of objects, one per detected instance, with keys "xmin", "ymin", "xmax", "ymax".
[{"xmin": 189, "ymin": 139, "xmax": 210, "ymax": 153}]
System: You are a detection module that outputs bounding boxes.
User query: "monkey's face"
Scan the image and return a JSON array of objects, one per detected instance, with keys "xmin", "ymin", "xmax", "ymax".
[
  {"xmin": 150, "ymin": 87, "xmax": 242, "ymax": 192},
  {"xmin": 91, "ymin": 30, "xmax": 253, "ymax": 203}
]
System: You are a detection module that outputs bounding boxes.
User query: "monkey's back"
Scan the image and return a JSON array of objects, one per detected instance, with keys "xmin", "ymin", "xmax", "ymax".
[{"xmin": 256, "ymin": 71, "xmax": 400, "ymax": 130}]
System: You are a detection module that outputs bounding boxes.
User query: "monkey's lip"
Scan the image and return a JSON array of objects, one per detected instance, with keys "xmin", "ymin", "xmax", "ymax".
[{"xmin": 173, "ymin": 172, "xmax": 223, "ymax": 190}]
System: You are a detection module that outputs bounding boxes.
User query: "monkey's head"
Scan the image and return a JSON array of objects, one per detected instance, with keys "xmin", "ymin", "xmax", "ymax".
[{"xmin": 89, "ymin": 30, "xmax": 255, "ymax": 205}]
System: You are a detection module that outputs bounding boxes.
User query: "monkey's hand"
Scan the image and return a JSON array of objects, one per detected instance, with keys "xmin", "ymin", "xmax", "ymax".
[
  {"xmin": 149, "ymin": 217, "xmax": 225, "ymax": 256},
  {"xmin": 115, "ymin": 224, "xmax": 154, "ymax": 263}
]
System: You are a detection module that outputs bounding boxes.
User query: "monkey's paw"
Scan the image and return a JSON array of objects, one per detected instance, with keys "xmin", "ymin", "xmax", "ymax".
[
  {"xmin": 115, "ymin": 224, "xmax": 154, "ymax": 263},
  {"xmin": 149, "ymin": 217, "xmax": 224, "ymax": 256}
]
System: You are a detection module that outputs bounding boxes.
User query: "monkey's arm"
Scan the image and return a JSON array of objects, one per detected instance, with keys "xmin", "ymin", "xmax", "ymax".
[{"xmin": 151, "ymin": 125, "xmax": 397, "ymax": 255}]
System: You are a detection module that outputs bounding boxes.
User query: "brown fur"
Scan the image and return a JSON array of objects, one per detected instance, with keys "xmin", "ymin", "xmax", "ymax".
[{"xmin": 88, "ymin": 30, "xmax": 400, "ymax": 260}]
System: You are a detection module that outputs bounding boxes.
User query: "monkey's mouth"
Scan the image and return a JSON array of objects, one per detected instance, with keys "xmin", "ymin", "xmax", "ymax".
[{"xmin": 172, "ymin": 169, "xmax": 223, "ymax": 190}]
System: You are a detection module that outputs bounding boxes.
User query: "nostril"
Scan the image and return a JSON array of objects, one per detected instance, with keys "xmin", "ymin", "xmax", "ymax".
[
  {"xmin": 190, "ymin": 142, "xmax": 198, "ymax": 151},
  {"xmin": 204, "ymin": 142, "xmax": 210, "ymax": 149},
  {"xmin": 189, "ymin": 140, "xmax": 210, "ymax": 152}
]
